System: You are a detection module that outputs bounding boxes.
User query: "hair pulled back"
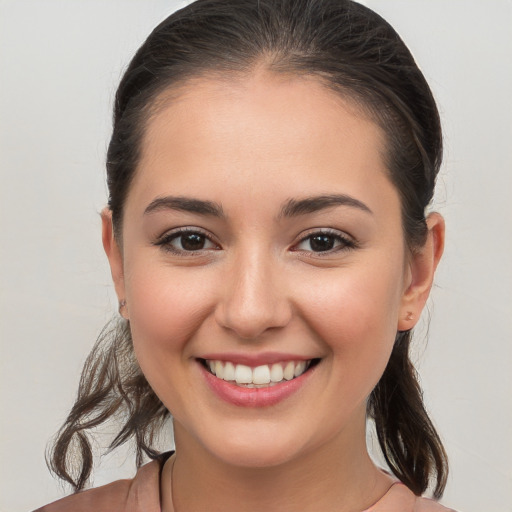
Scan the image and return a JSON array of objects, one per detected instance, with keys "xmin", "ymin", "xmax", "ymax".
[{"xmin": 49, "ymin": 0, "xmax": 448, "ymax": 498}]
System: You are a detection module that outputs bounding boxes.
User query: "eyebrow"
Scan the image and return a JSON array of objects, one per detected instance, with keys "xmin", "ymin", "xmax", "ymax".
[
  {"xmin": 143, "ymin": 193, "xmax": 371, "ymax": 219},
  {"xmin": 279, "ymin": 194, "xmax": 372, "ymax": 218},
  {"xmin": 144, "ymin": 196, "xmax": 225, "ymax": 217}
]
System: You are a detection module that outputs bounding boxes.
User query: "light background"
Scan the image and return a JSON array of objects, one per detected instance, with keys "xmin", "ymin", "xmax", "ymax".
[{"xmin": 0, "ymin": 1, "xmax": 511, "ymax": 511}]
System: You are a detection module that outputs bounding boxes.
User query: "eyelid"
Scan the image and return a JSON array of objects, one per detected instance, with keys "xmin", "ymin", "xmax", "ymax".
[
  {"xmin": 153, "ymin": 226, "xmax": 221, "ymax": 254},
  {"xmin": 152, "ymin": 226, "xmax": 357, "ymax": 256},
  {"xmin": 290, "ymin": 228, "xmax": 358, "ymax": 254}
]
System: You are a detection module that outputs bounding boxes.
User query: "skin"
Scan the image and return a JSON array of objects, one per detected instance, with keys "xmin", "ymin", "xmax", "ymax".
[{"xmin": 102, "ymin": 69, "xmax": 444, "ymax": 512}]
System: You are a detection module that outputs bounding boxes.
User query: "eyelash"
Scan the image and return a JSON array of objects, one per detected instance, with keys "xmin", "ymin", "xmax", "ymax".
[
  {"xmin": 154, "ymin": 228, "xmax": 220, "ymax": 255},
  {"xmin": 154, "ymin": 228, "xmax": 357, "ymax": 256},
  {"xmin": 291, "ymin": 229, "xmax": 357, "ymax": 255}
]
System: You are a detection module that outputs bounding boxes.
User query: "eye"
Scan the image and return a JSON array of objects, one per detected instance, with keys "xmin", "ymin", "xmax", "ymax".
[
  {"xmin": 292, "ymin": 230, "xmax": 356, "ymax": 253},
  {"xmin": 155, "ymin": 229, "xmax": 219, "ymax": 254}
]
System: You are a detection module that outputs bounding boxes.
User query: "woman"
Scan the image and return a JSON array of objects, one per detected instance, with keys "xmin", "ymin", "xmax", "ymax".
[{"xmin": 36, "ymin": 0, "xmax": 456, "ymax": 510}]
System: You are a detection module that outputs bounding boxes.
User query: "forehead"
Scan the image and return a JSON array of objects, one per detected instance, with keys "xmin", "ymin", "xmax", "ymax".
[
  {"xmin": 128, "ymin": 71, "xmax": 397, "ymax": 217},
  {"xmin": 143, "ymin": 70, "xmax": 384, "ymax": 159}
]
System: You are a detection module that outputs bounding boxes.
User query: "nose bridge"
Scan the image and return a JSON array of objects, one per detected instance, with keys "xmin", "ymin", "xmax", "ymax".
[{"xmin": 216, "ymin": 243, "xmax": 291, "ymax": 339}]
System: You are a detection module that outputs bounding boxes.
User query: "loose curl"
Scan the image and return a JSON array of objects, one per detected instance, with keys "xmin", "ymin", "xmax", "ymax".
[{"xmin": 48, "ymin": 0, "xmax": 448, "ymax": 498}]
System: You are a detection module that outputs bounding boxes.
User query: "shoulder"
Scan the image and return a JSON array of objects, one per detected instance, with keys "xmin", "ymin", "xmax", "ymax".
[
  {"xmin": 33, "ymin": 478, "xmax": 132, "ymax": 512},
  {"xmin": 414, "ymin": 496, "xmax": 458, "ymax": 512},
  {"xmin": 367, "ymin": 481, "xmax": 458, "ymax": 512},
  {"xmin": 33, "ymin": 452, "xmax": 172, "ymax": 512}
]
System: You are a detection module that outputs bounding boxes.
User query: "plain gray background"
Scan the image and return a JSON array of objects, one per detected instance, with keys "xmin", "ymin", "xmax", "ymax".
[{"xmin": 1, "ymin": 1, "xmax": 511, "ymax": 510}]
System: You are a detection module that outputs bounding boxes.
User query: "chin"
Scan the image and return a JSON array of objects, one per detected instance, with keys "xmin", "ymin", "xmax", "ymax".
[{"xmin": 192, "ymin": 421, "xmax": 311, "ymax": 469}]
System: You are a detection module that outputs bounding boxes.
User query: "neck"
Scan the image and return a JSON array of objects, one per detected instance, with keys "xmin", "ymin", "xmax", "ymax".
[{"xmin": 161, "ymin": 416, "xmax": 394, "ymax": 512}]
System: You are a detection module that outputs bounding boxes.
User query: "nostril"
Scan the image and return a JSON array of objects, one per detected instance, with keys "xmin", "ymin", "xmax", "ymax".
[{"xmin": 214, "ymin": 300, "xmax": 293, "ymax": 340}]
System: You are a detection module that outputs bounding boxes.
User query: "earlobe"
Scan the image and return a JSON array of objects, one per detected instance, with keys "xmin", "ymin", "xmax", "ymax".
[
  {"xmin": 398, "ymin": 212, "xmax": 445, "ymax": 331},
  {"xmin": 101, "ymin": 208, "xmax": 128, "ymax": 318}
]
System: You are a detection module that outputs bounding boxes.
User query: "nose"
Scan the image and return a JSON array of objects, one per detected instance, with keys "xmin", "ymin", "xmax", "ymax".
[{"xmin": 215, "ymin": 251, "xmax": 292, "ymax": 340}]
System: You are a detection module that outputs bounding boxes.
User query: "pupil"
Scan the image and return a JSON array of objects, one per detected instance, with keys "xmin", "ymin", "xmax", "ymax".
[
  {"xmin": 182, "ymin": 233, "xmax": 205, "ymax": 250},
  {"xmin": 310, "ymin": 235, "xmax": 334, "ymax": 252}
]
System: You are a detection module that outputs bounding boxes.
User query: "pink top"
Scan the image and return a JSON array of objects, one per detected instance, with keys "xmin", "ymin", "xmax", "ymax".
[{"xmin": 34, "ymin": 455, "xmax": 457, "ymax": 512}]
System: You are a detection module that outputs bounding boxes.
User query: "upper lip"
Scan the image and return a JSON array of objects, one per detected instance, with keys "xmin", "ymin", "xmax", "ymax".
[{"xmin": 198, "ymin": 352, "xmax": 317, "ymax": 367}]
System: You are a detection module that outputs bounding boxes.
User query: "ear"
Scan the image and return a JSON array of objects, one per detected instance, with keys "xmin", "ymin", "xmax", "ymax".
[
  {"xmin": 101, "ymin": 208, "xmax": 128, "ymax": 319},
  {"xmin": 397, "ymin": 212, "xmax": 445, "ymax": 331}
]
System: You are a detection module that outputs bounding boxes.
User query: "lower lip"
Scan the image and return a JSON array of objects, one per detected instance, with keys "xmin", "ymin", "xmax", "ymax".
[{"xmin": 200, "ymin": 362, "xmax": 316, "ymax": 408}]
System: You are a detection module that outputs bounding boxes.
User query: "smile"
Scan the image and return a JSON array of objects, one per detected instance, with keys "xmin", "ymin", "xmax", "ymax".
[{"xmin": 201, "ymin": 359, "xmax": 318, "ymax": 388}]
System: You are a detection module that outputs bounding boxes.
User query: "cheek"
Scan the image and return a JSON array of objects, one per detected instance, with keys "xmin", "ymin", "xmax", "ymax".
[
  {"xmin": 299, "ymin": 265, "xmax": 402, "ymax": 336},
  {"xmin": 295, "ymin": 265, "xmax": 403, "ymax": 391},
  {"xmin": 124, "ymin": 262, "xmax": 219, "ymax": 363}
]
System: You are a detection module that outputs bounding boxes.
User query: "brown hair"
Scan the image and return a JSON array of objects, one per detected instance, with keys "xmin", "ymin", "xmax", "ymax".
[{"xmin": 48, "ymin": 0, "xmax": 448, "ymax": 498}]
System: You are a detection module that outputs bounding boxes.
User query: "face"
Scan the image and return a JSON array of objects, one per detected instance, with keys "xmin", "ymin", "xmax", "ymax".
[{"xmin": 104, "ymin": 71, "xmax": 435, "ymax": 469}]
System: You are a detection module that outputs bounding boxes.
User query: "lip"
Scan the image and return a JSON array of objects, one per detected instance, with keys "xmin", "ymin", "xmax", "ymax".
[{"xmin": 198, "ymin": 358, "xmax": 318, "ymax": 408}]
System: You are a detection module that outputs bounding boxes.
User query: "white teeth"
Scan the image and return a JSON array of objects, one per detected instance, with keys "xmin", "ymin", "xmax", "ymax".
[
  {"xmin": 214, "ymin": 360, "xmax": 224, "ymax": 380},
  {"xmin": 234, "ymin": 364, "xmax": 253, "ymax": 384},
  {"xmin": 206, "ymin": 359, "xmax": 313, "ymax": 387},
  {"xmin": 252, "ymin": 365, "xmax": 271, "ymax": 384},
  {"xmin": 294, "ymin": 361, "xmax": 306, "ymax": 377},
  {"xmin": 223, "ymin": 361, "xmax": 235, "ymax": 381},
  {"xmin": 270, "ymin": 363, "xmax": 284, "ymax": 382},
  {"xmin": 283, "ymin": 361, "xmax": 295, "ymax": 380}
]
